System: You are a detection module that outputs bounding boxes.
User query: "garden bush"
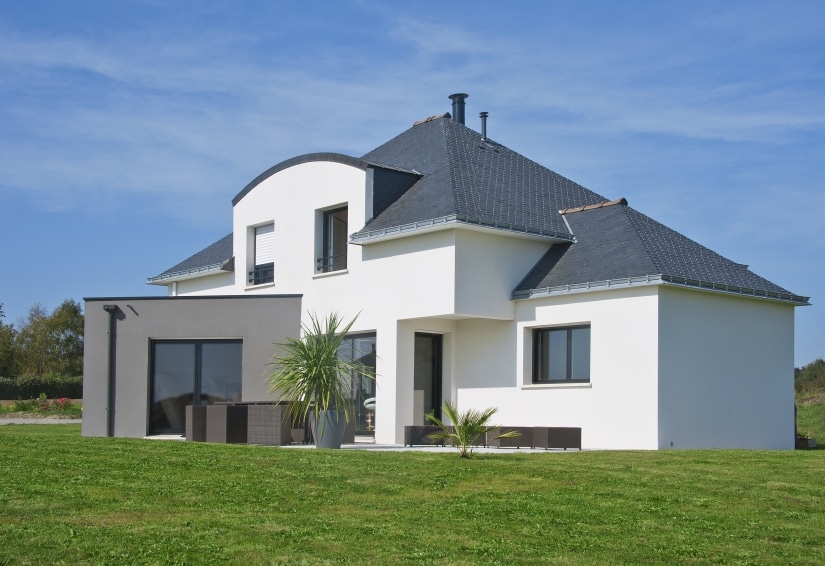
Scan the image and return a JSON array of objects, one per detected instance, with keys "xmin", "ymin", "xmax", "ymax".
[{"xmin": 0, "ymin": 374, "xmax": 83, "ymax": 400}]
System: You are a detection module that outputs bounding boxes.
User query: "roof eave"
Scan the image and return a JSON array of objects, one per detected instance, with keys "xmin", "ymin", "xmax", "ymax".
[
  {"xmin": 513, "ymin": 274, "xmax": 810, "ymax": 305},
  {"xmin": 351, "ymin": 215, "xmax": 573, "ymax": 245},
  {"xmin": 147, "ymin": 259, "xmax": 234, "ymax": 285}
]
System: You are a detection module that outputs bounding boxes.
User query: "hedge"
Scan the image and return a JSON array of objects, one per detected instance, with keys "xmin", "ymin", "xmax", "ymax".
[{"xmin": 0, "ymin": 375, "xmax": 83, "ymax": 400}]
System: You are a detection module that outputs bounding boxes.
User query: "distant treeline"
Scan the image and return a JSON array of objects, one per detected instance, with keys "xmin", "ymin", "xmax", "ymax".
[
  {"xmin": 795, "ymin": 359, "xmax": 825, "ymax": 395},
  {"xmin": 0, "ymin": 300, "xmax": 84, "ymax": 379}
]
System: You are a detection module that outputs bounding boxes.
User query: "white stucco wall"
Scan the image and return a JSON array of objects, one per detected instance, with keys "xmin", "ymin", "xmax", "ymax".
[
  {"xmin": 157, "ymin": 158, "xmax": 800, "ymax": 449},
  {"xmin": 171, "ymin": 272, "xmax": 236, "ymax": 295},
  {"xmin": 457, "ymin": 286, "xmax": 661, "ymax": 450},
  {"xmin": 657, "ymin": 286, "xmax": 795, "ymax": 449},
  {"xmin": 454, "ymin": 229, "xmax": 550, "ymax": 319}
]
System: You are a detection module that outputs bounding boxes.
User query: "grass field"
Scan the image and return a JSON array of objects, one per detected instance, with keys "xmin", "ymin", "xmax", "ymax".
[
  {"xmin": 1, "ymin": 425, "xmax": 824, "ymax": 565},
  {"xmin": 796, "ymin": 391, "xmax": 825, "ymax": 443}
]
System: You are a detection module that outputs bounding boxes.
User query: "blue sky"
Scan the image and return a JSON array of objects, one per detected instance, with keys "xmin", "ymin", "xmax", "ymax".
[{"xmin": 0, "ymin": 0, "xmax": 822, "ymax": 366}]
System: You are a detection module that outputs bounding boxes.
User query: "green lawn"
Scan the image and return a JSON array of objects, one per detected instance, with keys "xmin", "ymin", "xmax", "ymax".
[{"xmin": 1, "ymin": 425, "xmax": 824, "ymax": 565}]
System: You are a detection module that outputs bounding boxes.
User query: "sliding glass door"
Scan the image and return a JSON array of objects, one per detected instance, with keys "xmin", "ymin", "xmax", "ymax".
[
  {"xmin": 337, "ymin": 333, "xmax": 377, "ymax": 436},
  {"xmin": 149, "ymin": 340, "xmax": 242, "ymax": 435}
]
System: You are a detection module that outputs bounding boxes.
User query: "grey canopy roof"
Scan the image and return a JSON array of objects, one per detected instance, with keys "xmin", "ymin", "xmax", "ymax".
[{"xmin": 147, "ymin": 233, "xmax": 233, "ymax": 284}]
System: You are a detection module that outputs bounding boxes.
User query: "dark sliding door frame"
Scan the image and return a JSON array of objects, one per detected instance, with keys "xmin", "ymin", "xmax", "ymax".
[
  {"xmin": 415, "ymin": 332, "xmax": 443, "ymax": 421},
  {"xmin": 148, "ymin": 339, "xmax": 242, "ymax": 435}
]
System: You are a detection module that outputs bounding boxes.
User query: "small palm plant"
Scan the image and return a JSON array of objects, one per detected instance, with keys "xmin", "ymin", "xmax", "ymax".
[
  {"xmin": 268, "ymin": 312, "xmax": 374, "ymax": 446},
  {"xmin": 426, "ymin": 401, "xmax": 520, "ymax": 458}
]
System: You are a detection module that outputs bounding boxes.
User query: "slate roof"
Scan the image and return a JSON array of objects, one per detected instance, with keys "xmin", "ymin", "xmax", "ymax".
[
  {"xmin": 147, "ymin": 113, "xmax": 807, "ymax": 304},
  {"xmin": 514, "ymin": 202, "xmax": 808, "ymax": 304},
  {"xmin": 357, "ymin": 115, "xmax": 606, "ymax": 240},
  {"xmin": 147, "ymin": 233, "xmax": 233, "ymax": 284}
]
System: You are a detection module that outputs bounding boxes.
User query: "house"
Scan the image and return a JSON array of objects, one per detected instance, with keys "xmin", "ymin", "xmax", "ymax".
[{"xmin": 82, "ymin": 94, "xmax": 809, "ymax": 449}]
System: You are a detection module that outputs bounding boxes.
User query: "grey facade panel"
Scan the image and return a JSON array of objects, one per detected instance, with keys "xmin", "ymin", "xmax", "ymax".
[{"xmin": 82, "ymin": 295, "xmax": 302, "ymax": 438}]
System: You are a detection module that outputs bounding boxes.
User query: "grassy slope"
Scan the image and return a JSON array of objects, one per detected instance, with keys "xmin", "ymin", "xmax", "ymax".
[
  {"xmin": 797, "ymin": 393, "xmax": 825, "ymax": 442},
  {"xmin": 796, "ymin": 359, "xmax": 825, "ymax": 441},
  {"xmin": 1, "ymin": 425, "xmax": 824, "ymax": 565}
]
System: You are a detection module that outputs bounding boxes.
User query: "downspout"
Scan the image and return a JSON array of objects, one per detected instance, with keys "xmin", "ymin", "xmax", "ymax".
[{"xmin": 103, "ymin": 304, "xmax": 119, "ymax": 437}]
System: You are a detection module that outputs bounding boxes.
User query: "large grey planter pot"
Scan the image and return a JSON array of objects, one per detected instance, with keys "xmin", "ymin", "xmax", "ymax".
[{"xmin": 310, "ymin": 410, "xmax": 347, "ymax": 449}]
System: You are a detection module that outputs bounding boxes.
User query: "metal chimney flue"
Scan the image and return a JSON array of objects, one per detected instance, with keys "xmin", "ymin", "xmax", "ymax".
[
  {"xmin": 480, "ymin": 111, "xmax": 488, "ymax": 141},
  {"xmin": 449, "ymin": 93, "xmax": 468, "ymax": 125}
]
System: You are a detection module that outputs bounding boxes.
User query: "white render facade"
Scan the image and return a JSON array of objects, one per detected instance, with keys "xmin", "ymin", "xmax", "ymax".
[{"xmin": 142, "ymin": 102, "xmax": 807, "ymax": 449}]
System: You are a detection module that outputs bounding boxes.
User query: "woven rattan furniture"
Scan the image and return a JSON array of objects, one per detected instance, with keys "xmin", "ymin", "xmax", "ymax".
[
  {"xmin": 486, "ymin": 426, "xmax": 534, "ymax": 449},
  {"xmin": 404, "ymin": 425, "xmax": 447, "ymax": 446},
  {"xmin": 532, "ymin": 426, "xmax": 581, "ymax": 450},
  {"xmin": 185, "ymin": 405, "xmax": 207, "ymax": 442},
  {"xmin": 205, "ymin": 404, "xmax": 248, "ymax": 444},
  {"xmin": 247, "ymin": 403, "xmax": 292, "ymax": 446}
]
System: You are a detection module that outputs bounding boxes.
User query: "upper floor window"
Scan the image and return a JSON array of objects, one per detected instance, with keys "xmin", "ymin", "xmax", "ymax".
[
  {"xmin": 317, "ymin": 206, "xmax": 348, "ymax": 273},
  {"xmin": 533, "ymin": 325, "xmax": 591, "ymax": 383},
  {"xmin": 249, "ymin": 223, "xmax": 274, "ymax": 285}
]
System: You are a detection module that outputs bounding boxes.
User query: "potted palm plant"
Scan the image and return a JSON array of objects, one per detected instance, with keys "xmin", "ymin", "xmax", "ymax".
[{"xmin": 268, "ymin": 312, "xmax": 373, "ymax": 449}]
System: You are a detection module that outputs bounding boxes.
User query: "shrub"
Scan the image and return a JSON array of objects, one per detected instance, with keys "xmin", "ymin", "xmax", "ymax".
[{"xmin": 0, "ymin": 375, "xmax": 83, "ymax": 400}]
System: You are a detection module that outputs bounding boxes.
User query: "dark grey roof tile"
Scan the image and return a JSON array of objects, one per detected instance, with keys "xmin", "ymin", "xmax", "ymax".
[
  {"xmin": 516, "ymin": 203, "xmax": 805, "ymax": 302},
  {"xmin": 359, "ymin": 116, "xmax": 605, "ymax": 237},
  {"xmin": 153, "ymin": 233, "xmax": 233, "ymax": 278}
]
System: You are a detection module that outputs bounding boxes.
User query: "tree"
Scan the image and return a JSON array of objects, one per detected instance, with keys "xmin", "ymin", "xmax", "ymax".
[
  {"xmin": 14, "ymin": 300, "xmax": 84, "ymax": 377},
  {"xmin": 45, "ymin": 299, "xmax": 84, "ymax": 376},
  {"xmin": 795, "ymin": 359, "xmax": 825, "ymax": 396},
  {"xmin": 0, "ymin": 302, "xmax": 16, "ymax": 377}
]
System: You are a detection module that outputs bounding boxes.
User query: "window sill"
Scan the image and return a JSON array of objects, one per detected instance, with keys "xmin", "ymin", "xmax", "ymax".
[
  {"xmin": 521, "ymin": 382, "xmax": 592, "ymax": 390},
  {"xmin": 312, "ymin": 269, "xmax": 348, "ymax": 279},
  {"xmin": 245, "ymin": 281, "xmax": 275, "ymax": 291}
]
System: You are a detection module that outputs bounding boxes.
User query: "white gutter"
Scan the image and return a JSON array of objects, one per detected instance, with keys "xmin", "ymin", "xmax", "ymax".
[
  {"xmin": 351, "ymin": 214, "xmax": 573, "ymax": 245},
  {"xmin": 146, "ymin": 259, "xmax": 233, "ymax": 285},
  {"xmin": 513, "ymin": 274, "xmax": 810, "ymax": 305}
]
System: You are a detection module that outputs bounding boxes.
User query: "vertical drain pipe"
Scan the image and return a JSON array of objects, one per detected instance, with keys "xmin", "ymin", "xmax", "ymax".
[{"xmin": 103, "ymin": 304, "xmax": 119, "ymax": 437}]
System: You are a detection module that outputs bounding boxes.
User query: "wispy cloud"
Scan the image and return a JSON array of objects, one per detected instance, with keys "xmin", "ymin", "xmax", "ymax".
[{"xmin": 0, "ymin": 1, "xmax": 823, "ymax": 227}]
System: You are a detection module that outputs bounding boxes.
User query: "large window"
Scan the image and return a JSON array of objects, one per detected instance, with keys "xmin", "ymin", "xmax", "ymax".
[
  {"xmin": 149, "ymin": 340, "xmax": 242, "ymax": 434},
  {"xmin": 337, "ymin": 333, "xmax": 376, "ymax": 435},
  {"xmin": 317, "ymin": 207, "xmax": 348, "ymax": 273},
  {"xmin": 533, "ymin": 325, "xmax": 590, "ymax": 383},
  {"xmin": 249, "ymin": 223, "xmax": 275, "ymax": 285}
]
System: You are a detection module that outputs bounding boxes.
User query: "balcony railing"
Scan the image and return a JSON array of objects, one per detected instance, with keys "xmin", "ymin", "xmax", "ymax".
[
  {"xmin": 316, "ymin": 254, "xmax": 347, "ymax": 274},
  {"xmin": 248, "ymin": 262, "xmax": 274, "ymax": 285}
]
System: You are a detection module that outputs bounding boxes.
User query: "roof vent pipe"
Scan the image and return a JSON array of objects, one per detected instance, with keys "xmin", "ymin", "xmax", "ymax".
[
  {"xmin": 480, "ymin": 111, "xmax": 488, "ymax": 141},
  {"xmin": 449, "ymin": 93, "xmax": 468, "ymax": 125}
]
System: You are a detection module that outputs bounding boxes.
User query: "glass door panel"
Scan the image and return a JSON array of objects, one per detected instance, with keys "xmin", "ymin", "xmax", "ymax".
[
  {"xmin": 150, "ymin": 340, "xmax": 243, "ymax": 435},
  {"xmin": 414, "ymin": 333, "xmax": 442, "ymax": 424},
  {"xmin": 200, "ymin": 342, "xmax": 243, "ymax": 404},
  {"xmin": 150, "ymin": 342, "xmax": 196, "ymax": 434}
]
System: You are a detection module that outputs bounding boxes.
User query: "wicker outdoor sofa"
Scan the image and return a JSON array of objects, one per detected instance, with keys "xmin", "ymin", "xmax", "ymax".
[
  {"xmin": 403, "ymin": 425, "xmax": 582, "ymax": 450},
  {"xmin": 185, "ymin": 402, "xmax": 356, "ymax": 446}
]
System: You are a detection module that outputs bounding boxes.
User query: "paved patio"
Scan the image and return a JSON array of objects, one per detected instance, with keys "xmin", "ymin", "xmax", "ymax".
[{"xmin": 0, "ymin": 418, "xmax": 82, "ymax": 425}]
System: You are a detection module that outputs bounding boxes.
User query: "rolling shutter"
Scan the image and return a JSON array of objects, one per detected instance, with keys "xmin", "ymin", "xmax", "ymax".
[{"xmin": 254, "ymin": 224, "xmax": 275, "ymax": 266}]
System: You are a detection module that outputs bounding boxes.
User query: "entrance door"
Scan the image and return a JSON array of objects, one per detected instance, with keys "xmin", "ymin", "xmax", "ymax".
[{"xmin": 414, "ymin": 333, "xmax": 443, "ymax": 424}]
